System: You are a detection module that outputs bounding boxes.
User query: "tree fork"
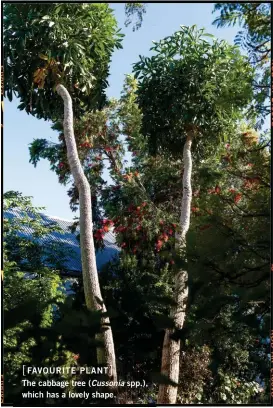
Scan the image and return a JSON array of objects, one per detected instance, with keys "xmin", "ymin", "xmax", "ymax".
[
  {"xmin": 157, "ymin": 134, "xmax": 192, "ymax": 404},
  {"xmin": 56, "ymin": 84, "xmax": 117, "ymax": 382}
]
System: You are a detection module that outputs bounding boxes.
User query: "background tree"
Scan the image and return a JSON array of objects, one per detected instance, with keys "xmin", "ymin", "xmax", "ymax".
[
  {"xmin": 4, "ymin": 192, "xmax": 120, "ymax": 405},
  {"xmin": 3, "ymin": 192, "xmax": 72, "ymax": 404},
  {"xmin": 124, "ymin": 3, "xmax": 147, "ymax": 31},
  {"xmin": 133, "ymin": 25, "xmax": 254, "ymax": 404},
  {"xmin": 212, "ymin": 2, "xmax": 271, "ymax": 126},
  {"xmin": 182, "ymin": 127, "xmax": 270, "ymax": 404},
  {"xmin": 212, "ymin": 3, "xmax": 270, "ymax": 65}
]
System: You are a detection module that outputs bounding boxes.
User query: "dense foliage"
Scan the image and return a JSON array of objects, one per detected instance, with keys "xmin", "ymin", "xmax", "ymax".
[
  {"xmin": 3, "ymin": 192, "xmax": 112, "ymax": 404},
  {"xmin": 3, "ymin": 192, "xmax": 68, "ymax": 402},
  {"xmin": 133, "ymin": 26, "xmax": 254, "ymax": 158},
  {"xmin": 213, "ymin": 2, "xmax": 271, "ymax": 126},
  {"xmin": 4, "ymin": 3, "xmax": 123, "ymax": 120},
  {"xmin": 213, "ymin": 3, "xmax": 271, "ymax": 66}
]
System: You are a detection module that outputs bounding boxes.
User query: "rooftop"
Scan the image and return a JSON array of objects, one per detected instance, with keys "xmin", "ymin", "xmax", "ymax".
[{"xmin": 4, "ymin": 208, "xmax": 120, "ymax": 275}]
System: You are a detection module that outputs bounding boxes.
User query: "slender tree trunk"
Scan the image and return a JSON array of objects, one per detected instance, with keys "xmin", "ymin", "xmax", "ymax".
[
  {"xmin": 56, "ymin": 84, "xmax": 117, "ymax": 382},
  {"xmin": 157, "ymin": 134, "xmax": 192, "ymax": 404}
]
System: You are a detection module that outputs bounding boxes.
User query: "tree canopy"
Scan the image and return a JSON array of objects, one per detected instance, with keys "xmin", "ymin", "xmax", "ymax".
[
  {"xmin": 212, "ymin": 3, "xmax": 271, "ymax": 126},
  {"xmin": 133, "ymin": 26, "xmax": 254, "ymax": 158},
  {"xmin": 4, "ymin": 3, "xmax": 123, "ymax": 121}
]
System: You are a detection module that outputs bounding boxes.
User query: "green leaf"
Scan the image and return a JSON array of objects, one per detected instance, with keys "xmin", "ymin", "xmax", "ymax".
[
  {"xmin": 220, "ymin": 393, "xmax": 227, "ymax": 400},
  {"xmin": 39, "ymin": 53, "xmax": 48, "ymax": 61}
]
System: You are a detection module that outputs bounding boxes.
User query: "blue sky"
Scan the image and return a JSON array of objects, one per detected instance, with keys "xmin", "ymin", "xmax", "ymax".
[{"xmin": 4, "ymin": 3, "xmax": 241, "ymax": 220}]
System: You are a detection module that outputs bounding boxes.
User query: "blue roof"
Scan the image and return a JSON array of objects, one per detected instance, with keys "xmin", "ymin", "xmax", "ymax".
[{"xmin": 4, "ymin": 209, "xmax": 120, "ymax": 275}]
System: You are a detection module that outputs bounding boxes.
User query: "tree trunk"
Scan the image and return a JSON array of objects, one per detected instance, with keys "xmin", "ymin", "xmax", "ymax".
[
  {"xmin": 56, "ymin": 84, "xmax": 117, "ymax": 382},
  {"xmin": 157, "ymin": 134, "xmax": 192, "ymax": 404}
]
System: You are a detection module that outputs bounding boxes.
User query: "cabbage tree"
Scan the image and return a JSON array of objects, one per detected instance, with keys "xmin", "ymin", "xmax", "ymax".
[
  {"xmin": 4, "ymin": 2, "xmax": 124, "ymax": 381},
  {"xmin": 133, "ymin": 25, "xmax": 254, "ymax": 404}
]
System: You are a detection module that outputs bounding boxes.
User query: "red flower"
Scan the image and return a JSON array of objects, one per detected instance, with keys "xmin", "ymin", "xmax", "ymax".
[
  {"xmin": 172, "ymin": 223, "xmax": 177, "ymax": 228},
  {"xmin": 191, "ymin": 207, "xmax": 199, "ymax": 213},
  {"xmin": 102, "ymin": 219, "xmax": 113, "ymax": 226},
  {"xmin": 115, "ymin": 226, "xmax": 126, "ymax": 233},
  {"xmin": 243, "ymin": 177, "xmax": 260, "ymax": 189},
  {"xmin": 123, "ymin": 174, "xmax": 131, "ymax": 181},
  {"xmin": 159, "ymin": 220, "xmax": 164, "ymax": 225},
  {"xmin": 103, "ymin": 225, "xmax": 109, "ymax": 232},
  {"xmin": 136, "ymin": 225, "xmax": 142, "ymax": 231},
  {"xmin": 155, "ymin": 240, "xmax": 163, "ymax": 252},
  {"xmin": 59, "ymin": 162, "xmax": 64, "ymax": 168},
  {"xmin": 234, "ymin": 193, "xmax": 242, "ymax": 204},
  {"xmin": 215, "ymin": 185, "xmax": 221, "ymax": 194},
  {"xmin": 168, "ymin": 229, "xmax": 174, "ymax": 235},
  {"xmin": 170, "ymin": 259, "xmax": 175, "ymax": 265},
  {"xmin": 73, "ymin": 354, "xmax": 79, "ymax": 361},
  {"xmin": 94, "ymin": 230, "xmax": 104, "ymax": 240},
  {"xmin": 121, "ymin": 242, "xmax": 126, "ymax": 248}
]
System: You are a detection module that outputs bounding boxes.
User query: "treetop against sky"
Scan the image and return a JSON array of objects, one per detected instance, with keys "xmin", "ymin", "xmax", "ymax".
[{"xmin": 3, "ymin": 2, "xmax": 261, "ymax": 220}]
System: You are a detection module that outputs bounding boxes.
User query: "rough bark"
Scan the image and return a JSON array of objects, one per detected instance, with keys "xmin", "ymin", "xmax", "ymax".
[
  {"xmin": 56, "ymin": 84, "xmax": 117, "ymax": 382},
  {"xmin": 157, "ymin": 134, "xmax": 192, "ymax": 404}
]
